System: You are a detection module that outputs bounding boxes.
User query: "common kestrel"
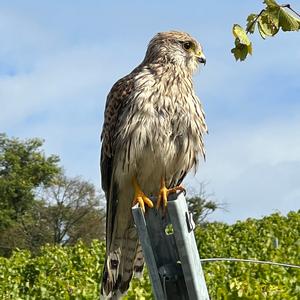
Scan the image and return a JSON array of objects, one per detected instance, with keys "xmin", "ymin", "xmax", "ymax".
[{"xmin": 100, "ymin": 31, "xmax": 207, "ymax": 299}]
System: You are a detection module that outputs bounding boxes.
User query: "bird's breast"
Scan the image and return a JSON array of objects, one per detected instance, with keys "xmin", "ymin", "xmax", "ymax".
[{"xmin": 113, "ymin": 77, "xmax": 206, "ymax": 193}]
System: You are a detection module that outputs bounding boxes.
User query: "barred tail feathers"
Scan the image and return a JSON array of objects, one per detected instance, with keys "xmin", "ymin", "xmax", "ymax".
[{"xmin": 101, "ymin": 227, "xmax": 139, "ymax": 299}]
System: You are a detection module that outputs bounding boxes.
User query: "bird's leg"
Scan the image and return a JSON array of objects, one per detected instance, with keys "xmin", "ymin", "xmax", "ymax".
[
  {"xmin": 132, "ymin": 176, "xmax": 154, "ymax": 213},
  {"xmin": 156, "ymin": 177, "xmax": 185, "ymax": 212}
]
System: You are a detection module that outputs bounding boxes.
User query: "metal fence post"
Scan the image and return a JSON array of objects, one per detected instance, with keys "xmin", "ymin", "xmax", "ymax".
[{"xmin": 132, "ymin": 192, "xmax": 210, "ymax": 300}]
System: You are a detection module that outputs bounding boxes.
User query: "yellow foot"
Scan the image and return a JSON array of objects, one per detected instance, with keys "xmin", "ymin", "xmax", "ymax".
[
  {"xmin": 156, "ymin": 178, "xmax": 185, "ymax": 212},
  {"xmin": 132, "ymin": 177, "xmax": 153, "ymax": 213}
]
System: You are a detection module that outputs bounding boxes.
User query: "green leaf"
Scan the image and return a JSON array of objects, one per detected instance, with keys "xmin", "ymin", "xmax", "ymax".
[
  {"xmin": 246, "ymin": 14, "xmax": 258, "ymax": 34},
  {"xmin": 264, "ymin": 0, "xmax": 279, "ymax": 8},
  {"xmin": 231, "ymin": 40, "xmax": 252, "ymax": 61},
  {"xmin": 258, "ymin": 8, "xmax": 280, "ymax": 37},
  {"xmin": 232, "ymin": 24, "xmax": 251, "ymax": 45},
  {"xmin": 238, "ymin": 288, "xmax": 244, "ymax": 297},
  {"xmin": 231, "ymin": 24, "xmax": 253, "ymax": 61},
  {"xmin": 257, "ymin": 20, "xmax": 267, "ymax": 39},
  {"xmin": 279, "ymin": 7, "xmax": 300, "ymax": 32}
]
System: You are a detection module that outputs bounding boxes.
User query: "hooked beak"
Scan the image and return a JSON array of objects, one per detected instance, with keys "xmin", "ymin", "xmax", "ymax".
[
  {"xmin": 195, "ymin": 51, "xmax": 206, "ymax": 65},
  {"xmin": 197, "ymin": 56, "xmax": 206, "ymax": 65}
]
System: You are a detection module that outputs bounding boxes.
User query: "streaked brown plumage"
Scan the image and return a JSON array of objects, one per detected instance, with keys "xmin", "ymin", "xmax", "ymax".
[{"xmin": 100, "ymin": 31, "xmax": 207, "ymax": 299}]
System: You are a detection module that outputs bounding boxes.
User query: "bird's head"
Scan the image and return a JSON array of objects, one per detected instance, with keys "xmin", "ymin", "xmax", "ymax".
[{"xmin": 143, "ymin": 31, "xmax": 206, "ymax": 74}]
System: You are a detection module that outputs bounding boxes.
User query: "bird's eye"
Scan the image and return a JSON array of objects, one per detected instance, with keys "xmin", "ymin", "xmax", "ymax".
[{"xmin": 183, "ymin": 41, "xmax": 193, "ymax": 50}]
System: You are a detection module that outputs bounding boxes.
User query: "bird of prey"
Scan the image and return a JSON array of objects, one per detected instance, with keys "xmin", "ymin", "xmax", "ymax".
[{"xmin": 100, "ymin": 31, "xmax": 207, "ymax": 299}]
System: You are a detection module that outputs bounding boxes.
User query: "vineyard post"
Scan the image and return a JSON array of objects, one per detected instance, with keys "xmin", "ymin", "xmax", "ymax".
[{"xmin": 132, "ymin": 192, "xmax": 210, "ymax": 300}]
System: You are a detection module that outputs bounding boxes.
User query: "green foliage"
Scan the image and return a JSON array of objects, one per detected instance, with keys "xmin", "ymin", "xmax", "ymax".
[
  {"xmin": 0, "ymin": 134, "xmax": 60, "ymax": 226},
  {"xmin": 231, "ymin": 25, "xmax": 253, "ymax": 62},
  {"xmin": 198, "ymin": 211, "xmax": 300, "ymax": 299},
  {"xmin": 0, "ymin": 211, "xmax": 299, "ymax": 299},
  {"xmin": 0, "ymin": 240, "xmax": 105, "ymax": 299},
  {"xmin": 232, "ymin": 1, "xmax": 300, "ymax": 61}
]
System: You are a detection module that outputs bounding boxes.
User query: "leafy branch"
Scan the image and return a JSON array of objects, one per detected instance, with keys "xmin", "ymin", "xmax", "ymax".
[{"xmin": 232, "ymin": 0, "xmax": 300, "ymax": 61}]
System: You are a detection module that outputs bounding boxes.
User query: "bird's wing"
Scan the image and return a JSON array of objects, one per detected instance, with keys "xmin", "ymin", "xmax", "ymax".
[
  {"xmin": 101, "ymin": 74, "xmax": 143, "ymax": 298},
  {"xmin": 100, "ymin": 74, "xmax": 135, "ymax": 249}
]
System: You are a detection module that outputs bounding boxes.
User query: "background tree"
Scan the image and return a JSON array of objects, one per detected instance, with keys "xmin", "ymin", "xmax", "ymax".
[
  {"xmin": 9, "ymin": 174, "xmax": 106, "ymax": 255},
  {"xmin": 37, "ymin": 174, "xmax": 105, "ymax": 246},
  {"xmin": 0, "ymin": 134, "xmax": 60, "ymax": 255},
  {"xmin": 0, "ymin": 134, "xmax": 105, "ymax": 256},
  {"xmin": 186, "ymin": 183, "xmax": 225, "ymax": 226},
  {"xmin": 0, "ymin": 133, "xmax": 60, "ymax": 228}
]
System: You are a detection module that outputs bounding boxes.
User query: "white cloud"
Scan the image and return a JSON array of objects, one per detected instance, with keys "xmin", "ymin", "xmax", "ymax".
[
  {"xmin": 0, "ymin": 45, "xmax": 116, "ymax": 127},
  {"xmin": 191, "ymin": 116, "xmax": 300, "ymax": 223}
]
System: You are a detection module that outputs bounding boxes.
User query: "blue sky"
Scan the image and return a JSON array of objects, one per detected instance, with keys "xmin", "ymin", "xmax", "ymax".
[{"xmin": 1, "ymin": 0, "xmax": 299, "ymax": 223}]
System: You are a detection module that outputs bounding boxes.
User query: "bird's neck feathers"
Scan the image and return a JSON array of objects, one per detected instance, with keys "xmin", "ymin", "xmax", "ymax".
[
  {"xmin": 141, "ymin": 46, "xmax": 198, "ymax": 77},
  {"xmin": 138, "ymin": 59, "xmax": 195, "ymax": 83}
]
